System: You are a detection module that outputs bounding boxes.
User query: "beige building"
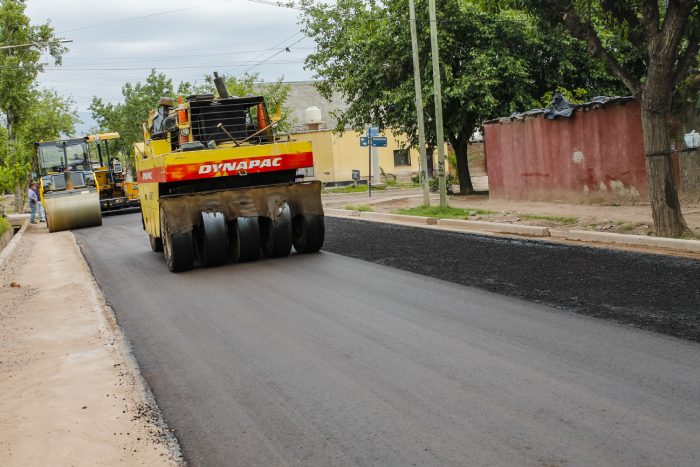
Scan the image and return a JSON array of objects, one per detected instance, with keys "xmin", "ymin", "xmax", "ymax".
[
  {"xmin": 281, "ymin": 81, "xmax": 430, "ymax": 185},
  {"xmin": 291, "ymin": 128, "xmax": 422, "ymax": 185}
]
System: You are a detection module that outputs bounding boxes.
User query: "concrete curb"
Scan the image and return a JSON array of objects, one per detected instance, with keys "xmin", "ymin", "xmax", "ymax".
[
  {"xmin": 0, "ymin": 219, "xmax": 29, "ymax": 271},
  {"xmin": 324, "ymin": 209, "xmax": 700, "ymax": 254},
  {"xmin": 437, "ymin": 218, "xmax": 550, "ymax": 237},
  {"xmin": 550, "ymin": 229, "xmax": 700, "ymax": 253}
]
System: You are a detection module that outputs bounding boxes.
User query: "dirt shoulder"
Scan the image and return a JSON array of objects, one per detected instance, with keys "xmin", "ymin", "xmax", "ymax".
[{"xmin": 0, "ymin": 224, "xmax": 182, "ymax": 466}]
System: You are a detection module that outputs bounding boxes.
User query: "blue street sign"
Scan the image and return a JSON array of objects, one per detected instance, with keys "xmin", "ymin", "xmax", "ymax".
[
  {"xmin": 360, "ymin": 136, "xmax": 369, "ymax": 147},
  {"xmin": 371, "ymin": 136, "xmax": 388, "ymax": 147},
  {"xmin": 368, "ymin": 127, "xmax": 380, "ymax": 137}
]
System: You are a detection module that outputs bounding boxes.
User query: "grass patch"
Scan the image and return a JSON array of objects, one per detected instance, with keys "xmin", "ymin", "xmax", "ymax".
[
  {"xmin": 322, "ymin": 185, "xmax": 368, "ymax": 194},
  {"xmin": 394, "ymin": 206, "xmax": 496, "ymax": 219},
  {"xmin": 617, "ymin": 222, "xmax": 636, "ymax": 232},
  {"xmin": 344, "ymin": 204, "xmax": 374, "ymax": 212},
  {"xmin": 0, "ymin": 218, "xmax": 11, "ymax": 236},
  {"xmin": 519, "ymin": 214, "xmax": 578, "ymax": 224}
]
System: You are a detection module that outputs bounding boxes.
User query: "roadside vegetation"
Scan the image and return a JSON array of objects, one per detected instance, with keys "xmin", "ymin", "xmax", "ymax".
[
  {"xmin": 519, "ymin": 214, "xmax": 578, "ymax": 224},
  {"xmin": 394, "ymin": 206, "xmax": 497, "ymax": 219},
  {"xmin": 322, "ymin": 184, "xmax": 390, "ymax": 194},
  {"xmin": 0, "ymin": 217, "xmax": 11, "ymax": 236}
]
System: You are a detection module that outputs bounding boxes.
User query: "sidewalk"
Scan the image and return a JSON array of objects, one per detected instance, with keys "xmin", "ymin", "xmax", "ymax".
[{"xmin": 0, "ymin": 223, "xmax": 182, "ymax": 466}]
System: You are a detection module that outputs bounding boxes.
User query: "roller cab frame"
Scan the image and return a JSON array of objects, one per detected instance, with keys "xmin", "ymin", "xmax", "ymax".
[{"xmin": 135, "ymin": 83, "xmax": 324, "ymax": 272}]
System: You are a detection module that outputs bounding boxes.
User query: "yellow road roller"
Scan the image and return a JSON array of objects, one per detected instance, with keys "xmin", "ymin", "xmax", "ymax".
[
  {"xmin": 87, "ymin": 132, "xmax": 140, "ymax": 213},
  {"xmin": 135, "ymin": 72, "xmax": 324, "ymax": 272},
  {"xmin": 36, "ymin": 138, "xmax": 102, "ymax": 233}
]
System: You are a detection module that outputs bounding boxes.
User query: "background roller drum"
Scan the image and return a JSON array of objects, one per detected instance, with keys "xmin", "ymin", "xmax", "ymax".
[
  {"xmin": 160, "ymin": 208, "xmax": 194, "ymax": 272},
  {"xmin": 44, "ymin": 191, "xmax": 102, "ymax": 233}
]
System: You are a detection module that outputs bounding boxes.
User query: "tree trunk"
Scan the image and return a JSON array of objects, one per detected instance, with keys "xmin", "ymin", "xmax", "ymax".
[
  {"xmin": 453, "ymin": 141, "xmax": 473, "ymax": 195},
  {"xmin": 640, "ymin": 108, "xmax": 688, "ymax": 237},
  {"xmin": 6, "ymin": 112, "xmax": 24, "ymax": 214}
]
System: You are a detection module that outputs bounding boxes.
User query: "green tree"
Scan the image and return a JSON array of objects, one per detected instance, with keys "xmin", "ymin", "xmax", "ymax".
[
  {"xmin": 504, "ymin": 1, "xmax": 699, "ymax": 236},
  {"xmin": 0, "ymin": 89, "xmax": 78, "ymax": 193},
  {"xmin": 90, "ymin": 69, "xmax": 176, "ymax": 169},
  {"xmin": 0, "ymin": 0, "xmax": 66, "ymax": 208},
  {"xmin": 298, "ymin": 0, "xmax": 624, "ymax": 194}
]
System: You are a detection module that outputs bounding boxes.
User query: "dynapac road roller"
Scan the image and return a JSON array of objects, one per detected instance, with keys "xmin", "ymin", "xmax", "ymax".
[
  {"xmin": 135, "ymin": 74, "xmax": 324, "ymax": 272},
  {"xmin": 36, "ymin": 137, "xmax": 102, "ymax": 233}
]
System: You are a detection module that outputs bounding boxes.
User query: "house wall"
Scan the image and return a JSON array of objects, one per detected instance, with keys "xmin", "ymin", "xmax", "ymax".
[
  {"xmin": 484, "ymin": 100, "xmax": 650, "ymax": 203},
  {"xmin": 291, "ymin": 129, "xmax": 422, "ymax": 184}
]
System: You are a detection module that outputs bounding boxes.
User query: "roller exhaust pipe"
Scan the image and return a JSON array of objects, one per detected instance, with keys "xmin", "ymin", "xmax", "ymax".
[{"xmin": 213, "ymin": 71, "xmax": 229, "ymax": 99}]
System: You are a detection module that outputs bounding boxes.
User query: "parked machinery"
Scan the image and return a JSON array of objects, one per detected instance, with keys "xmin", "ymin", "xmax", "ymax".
[
  {"xmin": 35, "ymin": 138, "xmax": 102, "ymax": 233},
  {"xmin": 87, "ymin": 132, "xmax": 140, "ymax": 213},
  {"xmin": 135, "ymin": 73, "xmax": 324, "ymax": 272}
]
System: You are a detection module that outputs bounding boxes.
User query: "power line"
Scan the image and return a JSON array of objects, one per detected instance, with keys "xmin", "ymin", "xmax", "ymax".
[
  {"xmin": 0, "ymin": 39, "xmax": 72, "ymax": 50},
  {"xmin": 57, "ymin": 0, "xmax": 234, "ymax": 34},
  {"xmin": 62, "ymin": 47, "xmax": 315, "ymax": 62},
  {"xmin": 238, "ymin": 34, "xmax": 307, "ymax": 76},
  {"xmin": 11, "ymin": 59, "xmax": 306, "ymax": 72},
  {"xmin": 248, "ymin": 0, "xmax": 303, "ymax": 10}
]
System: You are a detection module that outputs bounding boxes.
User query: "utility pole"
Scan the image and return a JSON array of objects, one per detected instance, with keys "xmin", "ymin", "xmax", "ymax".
[
  {"xmin": 408, "ymin": 0, "xmax": 430, "ymax": 207},
  {"xmin": 428, "ymin": 0, "xmax": 447, "ymax": 208}
]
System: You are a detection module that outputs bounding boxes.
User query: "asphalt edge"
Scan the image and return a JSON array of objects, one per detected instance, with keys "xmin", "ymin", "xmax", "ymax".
[
  {"xmin": 325, "ymin": 208, "xmax": 700, "ymax": 254},
  {"xmin": 0, "ymin": 219, "xmax": 29, "ymax": 271}
]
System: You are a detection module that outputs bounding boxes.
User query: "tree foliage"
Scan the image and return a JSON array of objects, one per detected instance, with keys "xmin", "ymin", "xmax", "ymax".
[
  {"xmin": 0, "ymin": 89, "xmax": 78, "ymax": 192},
  {"xmin": 0, "ymin": 0, "xmax": 71, "ymax": 197},
  {"xmin": 90, "ymin": 69, "xmax": 175, "ymax": 167},
  {"xmin": 298, "ymin": 0, "xmax": 624, "ymax": 194}
]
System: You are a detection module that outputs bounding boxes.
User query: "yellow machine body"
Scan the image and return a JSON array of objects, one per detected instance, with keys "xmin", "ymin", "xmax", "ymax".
[{"xmin": 135, "ymin": 86, "xmax": 324, "ymax": 272}]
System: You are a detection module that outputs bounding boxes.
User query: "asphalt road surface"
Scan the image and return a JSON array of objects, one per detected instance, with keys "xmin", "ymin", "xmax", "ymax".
[{"xmin": 75, "ymin": 213, "xmax": 700, "ymax": 466}]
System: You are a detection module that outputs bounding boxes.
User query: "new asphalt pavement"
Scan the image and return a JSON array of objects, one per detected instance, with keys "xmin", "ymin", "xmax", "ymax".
[{"xmin": 74, "ymin": 213, "xmax": 700, "ymax": 466}]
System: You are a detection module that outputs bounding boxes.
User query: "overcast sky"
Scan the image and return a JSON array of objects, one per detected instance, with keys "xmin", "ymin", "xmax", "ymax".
[{"xmin": 25, "ymin": 0, "xmax": 316, "ymax": 131}]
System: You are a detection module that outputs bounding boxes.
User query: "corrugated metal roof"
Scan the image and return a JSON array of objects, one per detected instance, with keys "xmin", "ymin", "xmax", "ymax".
[{"xmin": 484, "ymin": 96, "xmax": 635, "ymax": 125}]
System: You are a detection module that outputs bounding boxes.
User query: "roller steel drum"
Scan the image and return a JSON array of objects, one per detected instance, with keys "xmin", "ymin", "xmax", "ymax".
[{"xmin": 44, "ymin": 190, "xmax": 102, "ymax": 233}]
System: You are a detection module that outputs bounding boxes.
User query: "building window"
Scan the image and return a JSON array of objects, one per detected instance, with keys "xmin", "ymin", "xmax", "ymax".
[{"xmin": 393, "ymin": 149, "xmax": 410, "ymax": 167}]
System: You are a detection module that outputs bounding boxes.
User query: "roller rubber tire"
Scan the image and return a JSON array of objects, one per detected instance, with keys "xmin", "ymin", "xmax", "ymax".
[
  {"xmin": 292, "ymin": 214, "xmax": 325, "ymax": 253},
  {"xmin": 197, "ymin": 211, "xmax": 228, "ymax": 267},
  {"xmin": 261, "ymin": 202, "xmax": 292, "ymax": 258},
  {"xmin": 149, "ymin": 234, "xmax": 163, "ymax": 252},
  {"xmin": 160, "ymin": 207, "xmax": 194, "ymax": 273},
  {"xmin": 232, "ymin": 217, "xmax": 261, "ymax": 263}
]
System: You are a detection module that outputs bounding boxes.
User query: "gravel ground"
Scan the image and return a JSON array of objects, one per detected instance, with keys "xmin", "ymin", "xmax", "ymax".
[{"xmin": 323, "ymin": 217, "xmax": 700, "ymax": 342}]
